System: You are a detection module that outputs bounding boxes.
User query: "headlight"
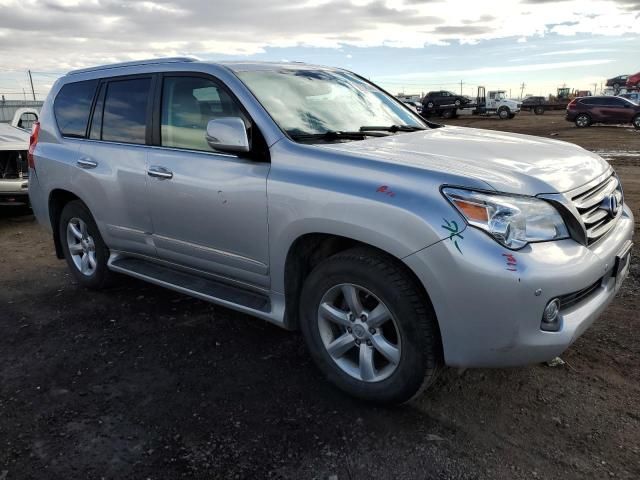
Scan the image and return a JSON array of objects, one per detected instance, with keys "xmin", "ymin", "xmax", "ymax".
[{"xmin": 442, "ymin": 187, "xmax": 569, "ymax": 249}]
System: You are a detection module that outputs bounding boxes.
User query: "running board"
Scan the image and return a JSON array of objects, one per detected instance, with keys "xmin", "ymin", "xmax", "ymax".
[{"xmin": 109, "ymin": 256, "xmax": 271, "ymax": 313}]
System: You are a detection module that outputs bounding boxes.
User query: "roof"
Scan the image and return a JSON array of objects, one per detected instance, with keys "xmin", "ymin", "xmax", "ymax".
[
  {"xmin": 66, "ymin": 58, "xmax": 331, "ymax": 76},
  {"xmin": 67, "ymin": 57, "xmax": 198, "ymax": 75}
]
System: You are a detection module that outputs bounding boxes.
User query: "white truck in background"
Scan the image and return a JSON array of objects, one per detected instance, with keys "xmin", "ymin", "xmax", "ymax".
[
  {"xmin": 0, "ymin": 108, "xmax": 39, "ymax": 206},
  {"xmin": 423, "ymin": 87, "xmax": 521, "ymax": 120}
]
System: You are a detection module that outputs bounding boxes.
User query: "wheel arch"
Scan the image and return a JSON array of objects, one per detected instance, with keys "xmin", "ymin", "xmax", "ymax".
[
  {"xmin": 282, "ymin": 233, "xmax": 443, "ymax": 347},
  {"xmin": 48, "ymin": 189, "xmax": 83, "ymax": 259}
]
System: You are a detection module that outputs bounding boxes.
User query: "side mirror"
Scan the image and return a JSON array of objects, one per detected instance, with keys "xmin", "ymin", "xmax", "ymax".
[{"xmin": 205, "ymin": 117, "xmax": 249, "ymax": 153}]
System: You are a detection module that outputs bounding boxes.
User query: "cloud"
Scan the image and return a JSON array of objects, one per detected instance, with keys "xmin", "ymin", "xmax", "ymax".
[{"xmin": 0, "ymin": 0, "xmax": 635, "ymax": 74}]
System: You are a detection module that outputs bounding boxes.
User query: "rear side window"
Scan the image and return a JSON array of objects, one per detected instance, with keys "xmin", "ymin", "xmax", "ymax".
[
  {"xmin": 54, "ymin": 80, "xmax": 99, "ymax": 137},
  {"xmin": 101, "ymin": 78, "xmax": 151, "ymax": 144}
]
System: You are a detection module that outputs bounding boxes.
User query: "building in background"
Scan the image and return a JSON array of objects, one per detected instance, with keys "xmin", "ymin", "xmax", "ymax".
[{"xmin": 0, "ymin": 100, "xmax": 44, "ymax": 123}]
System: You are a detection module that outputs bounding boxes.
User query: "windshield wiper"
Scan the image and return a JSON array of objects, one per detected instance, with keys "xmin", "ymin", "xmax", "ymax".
[
  {"xmin": 289, "ymin": 130, "xmax": 390, "ymax": 142},
  {"xmin": 359, "ymin": 125, "xmax": 426, "ymax": 133}
]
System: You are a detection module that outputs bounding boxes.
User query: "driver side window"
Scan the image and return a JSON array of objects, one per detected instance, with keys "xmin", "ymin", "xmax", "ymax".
[{"xmin": 161, "ymin": 76, "xmax": 245, "ymax": 152}]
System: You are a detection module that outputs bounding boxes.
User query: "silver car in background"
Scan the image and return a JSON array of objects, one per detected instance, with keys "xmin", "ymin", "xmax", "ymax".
[{"xmin": 29, "ymin": 58, "xmax": 633, "ymax": 403}]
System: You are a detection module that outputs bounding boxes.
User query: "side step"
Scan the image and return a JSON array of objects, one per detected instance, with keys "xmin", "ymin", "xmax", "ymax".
[{"xmin": 109, "ymin": 257, "xmax": 271, "ymax": 313}]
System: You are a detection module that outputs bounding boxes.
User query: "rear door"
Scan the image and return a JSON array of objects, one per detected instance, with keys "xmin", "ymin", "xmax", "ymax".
[
  {"xmin": 78, "ymin": 75, "xmax": 156, "ymax": 257},
  {"xmin": 600, "ymin": 97, "xmax": 634, "ymax": 124},
  {"xmin": 145, "ymin": 74, "xmax": 270, "ymax": 288}
]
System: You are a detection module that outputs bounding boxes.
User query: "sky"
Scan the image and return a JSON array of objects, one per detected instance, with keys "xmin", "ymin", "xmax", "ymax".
[{"xmin": 0, "ymin": 0, "xmax": 638, "ymax": 101}]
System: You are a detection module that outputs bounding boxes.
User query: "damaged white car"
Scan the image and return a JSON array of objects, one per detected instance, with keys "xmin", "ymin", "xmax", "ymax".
[{"xmin": 0, "ymin": 108, "xmax": 39, "ymax": 206}]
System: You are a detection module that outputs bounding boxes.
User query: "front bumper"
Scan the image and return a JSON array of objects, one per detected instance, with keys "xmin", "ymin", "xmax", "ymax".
[
  {"xmin": 404, "ymin": 204, "xmax": 634, "ymax": 368},
  {"xmin": 0, "ymin": 179, "xmax": 29, "ymax": 206}
]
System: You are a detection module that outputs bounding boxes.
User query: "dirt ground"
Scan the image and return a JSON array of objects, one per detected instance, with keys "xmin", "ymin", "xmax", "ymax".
[{"xmin": 1, "ymin": 111, "xmax": 639, "ymax": 480}]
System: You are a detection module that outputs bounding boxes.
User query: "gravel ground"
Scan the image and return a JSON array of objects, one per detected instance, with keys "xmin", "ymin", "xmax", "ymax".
[{"xmin": 1, "ymin": 111, "xmax": 639, "ymax": 479}]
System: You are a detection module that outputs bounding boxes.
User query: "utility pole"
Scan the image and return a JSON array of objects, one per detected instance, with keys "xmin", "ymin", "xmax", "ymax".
[
  {"xmin": 460, "ymin": 80, "xmax": 464, "ymax": 95},
  {"xmin": 28, "ymin": 70, "xmax": 36, "ymax": 101},
  {"xmin": 520, "ymin": 82, "xmax": 526, "ymax": 100},
  {"xmin": 22, "ymin": 88, "xmax": 26, "ymax": 101}
]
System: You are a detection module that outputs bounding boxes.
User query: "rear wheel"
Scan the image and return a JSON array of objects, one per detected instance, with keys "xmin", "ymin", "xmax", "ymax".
[
  {"xmin": 575, "ymin": 113, "xmax": 591, "ymax": 128},
  {"xmin": 59, "ymin": 200, "xmax": 112, "ymax": 289},
  {"xmin": 454, "ymin": 99, "xmax": 461, "ymax": 107},
  {"xmin": 299, "ymin": 247, "xmax": 441, "ymax": 404},
  {"xmin": 534, "ymin": 105, "xmax": 545, "ymax": 115},
  {"xmin": 633, "ymin": 114, "xmax": 640, "ymax": 130}
]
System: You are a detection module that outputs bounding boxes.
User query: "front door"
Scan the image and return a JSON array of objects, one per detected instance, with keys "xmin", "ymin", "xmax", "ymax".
[{"xmin": 146, "ymin": 75, "xmax": 270, "ymax": 288}]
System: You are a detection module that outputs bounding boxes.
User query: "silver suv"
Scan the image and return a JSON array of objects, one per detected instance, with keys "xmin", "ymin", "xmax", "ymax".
[{"xmin": 29, "ymin": 58, "xmax": 634, "ymax": 404}]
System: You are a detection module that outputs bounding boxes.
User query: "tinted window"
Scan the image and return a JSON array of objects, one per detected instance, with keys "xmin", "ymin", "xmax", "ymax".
[
  {"xmin": 161, "ymin": 76, "xmax": 245, "ymax": 152},
  {"xmin": 101, "ymin": 78, "xmax": 151, "ymax": 144},
  {"xmin": 54, "ymin": 79, "xmax": 99, "ymax": 137},
  {"xmin": 580, "ymin": 98, "xmax": 599, "ymax": 106},
  {"xmin": 607, "ymin": 97, "xmax": 626, "ymax": 106}
]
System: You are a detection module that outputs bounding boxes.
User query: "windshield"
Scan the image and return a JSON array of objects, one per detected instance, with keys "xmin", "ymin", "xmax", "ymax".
[
  {"xmin": 495, "ymin": 91, "xmax": 506, "ymax": 100},
  {"xmin": 235, "ymin": 68, "xmax": 425, "ymax": 139}
]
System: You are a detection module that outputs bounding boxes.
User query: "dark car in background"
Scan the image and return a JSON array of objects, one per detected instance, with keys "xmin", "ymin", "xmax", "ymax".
[
  {"xmin": 606, "ymin": 75, "xmax": 628, "ymax": 90},
  {"xmin": 566, "ymin": 96, "xmax": 640, "ymax": 129},
  {"xmin": 521, "ymin": 96, "xmax": 547, "ymax": 114},
  {"xmin": 422, "ymin": 90, "xmax": 470, "ymax": 109},
  {"xmin": 626, "ymin": 72, "xmax": 640, "ymax": 89}
]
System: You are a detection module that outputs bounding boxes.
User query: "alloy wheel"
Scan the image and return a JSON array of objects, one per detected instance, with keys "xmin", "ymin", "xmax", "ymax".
[
  {"xmin": 576, "ymin": 114, "xmax": 590, "ymax": 127},
  {"xmin": 66, "ymin": 217, "xmax": 97, "ymax": 276},
  {"xmin": 317, "ymin": 283, "xmax": 401, "ymax": 382}
]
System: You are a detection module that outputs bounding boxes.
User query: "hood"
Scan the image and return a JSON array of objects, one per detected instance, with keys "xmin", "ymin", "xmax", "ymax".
[
  {"xmin": 0, "ymin": 124, "xmax": 30, "ymax": 150},
  {"xmin": 319, "ymin": 126, "xmax": 609, "ymax": 195}
]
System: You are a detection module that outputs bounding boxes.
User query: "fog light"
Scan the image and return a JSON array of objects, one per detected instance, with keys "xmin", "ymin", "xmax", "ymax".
[{"xmin": 541, "ymin": 298, "xmax": 560, "ymax": 331}]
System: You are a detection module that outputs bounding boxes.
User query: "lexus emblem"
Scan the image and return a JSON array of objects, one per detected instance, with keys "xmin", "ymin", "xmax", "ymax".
[{"xmin": 605, "ymin": 194, "xmax": 620, "ymax": 218}]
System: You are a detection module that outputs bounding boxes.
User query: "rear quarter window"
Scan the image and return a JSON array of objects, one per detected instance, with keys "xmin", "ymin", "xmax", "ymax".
[{"xmin": 53, "ymin": 79, "xmax": 99, "ymax": 137}]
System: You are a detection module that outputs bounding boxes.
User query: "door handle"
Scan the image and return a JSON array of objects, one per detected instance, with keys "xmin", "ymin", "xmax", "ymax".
[
  {"xmin": 147, "ymin": 166, "xmax": 173, "ymax": 179},
  {"xmin": 77, "ymin": 158, "xmax": 98, "ymax": 169}
]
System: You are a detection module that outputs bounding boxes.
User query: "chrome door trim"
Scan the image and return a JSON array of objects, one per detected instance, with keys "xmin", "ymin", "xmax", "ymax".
[{"xmin": 153, "ymin": 234, "xmax": 268, "ymax": 268}]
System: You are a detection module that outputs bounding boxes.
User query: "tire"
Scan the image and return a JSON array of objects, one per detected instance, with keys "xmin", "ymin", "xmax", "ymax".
[
  {"xmin": 613, "ymin": 83, "xmax": 620, "ymax": 90},
  {"xmin": 454, "ymin": 99, "xmax": 461, "ymax": 107},
  {"xmin": 59, "ymin": 200, "xmax": 112, "ymax": 289},
  {"xmin": 426, "ymin": 101, "xmax": 435, "ymax": 109},
  {"xmin": 498, "ymin": 107, "xmax": 510, "ymax": 120},
  {"xmin": 299, "ymin": 247, "xmax": 441, "ymax": 404},
  {"xmin": 534, "ymin": 106, "xmax": 545, "ymax": 115},
  {"xmin": 575, "ymin": 113, "xmax": 591, "ymax": 128},
  {"xmin": 633, "ymin": 114, "xmax": 640, "ymax": 130}
]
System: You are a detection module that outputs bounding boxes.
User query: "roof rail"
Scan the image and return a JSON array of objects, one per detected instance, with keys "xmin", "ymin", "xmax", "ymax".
[{"xmin": 67, "ymin": 57, "xmax": 197, "ymax": 75}]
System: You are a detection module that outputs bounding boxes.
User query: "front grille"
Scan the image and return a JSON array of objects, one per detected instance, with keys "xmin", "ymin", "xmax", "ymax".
[
  {"xmin": 570, "ymin": 174, "xmax": 623, "ymax": 245},
  {"xmin": 558, "ymin": 278, "xmax": 602, "ymax": 310}
]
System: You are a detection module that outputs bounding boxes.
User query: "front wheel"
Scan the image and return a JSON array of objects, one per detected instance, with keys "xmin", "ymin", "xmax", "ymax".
[
  {"xmin": 498, "ymin": 107, "xmax": 510, "ymax": 119},
  {"xmin": 454, "ymin": 99, "xmax": 461, "ymax": 107},
  {"xmin": 633, "ymin": 114, "xmax": 640, "ymax": 130},
  {"xmin": 299, "ymin": 247, "xmax": 441, "ymax": 404},
  {"xmin": 59, "ymin": 200, "xmax": 112, "ymax": 289}
]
